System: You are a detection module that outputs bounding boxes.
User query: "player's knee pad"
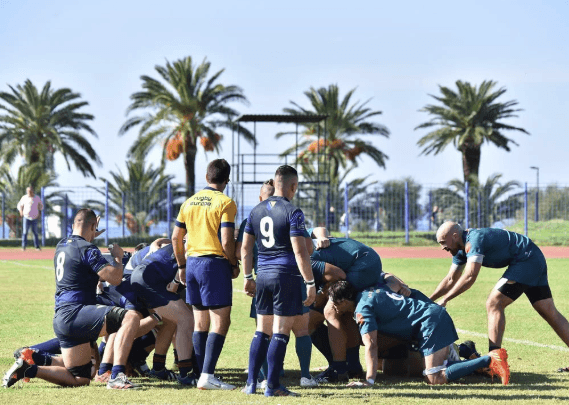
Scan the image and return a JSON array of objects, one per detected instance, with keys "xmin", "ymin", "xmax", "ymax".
[
  {"xmin": 526, "ymin": 285, "xmax": 552, "ymax": 304},
  {"xmin": 495, "ymin": 278, "xmax": 526, "ymax": 302},
  {"xmin": 67, "ymin": 361, "xmax": 93, "ymax": 379},
  {"xmin": 105, "ymin": 307, "xmax": 129, "ymax": 334}
]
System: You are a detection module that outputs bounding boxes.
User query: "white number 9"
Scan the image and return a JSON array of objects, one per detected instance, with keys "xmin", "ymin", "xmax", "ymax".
[
  {"xmin": 56, "ymin": 252, "xmax": 66, "ymax": 281},
  {"xmin": 260, "ymin": 216, "xmax": 275, "ymax": 248}
]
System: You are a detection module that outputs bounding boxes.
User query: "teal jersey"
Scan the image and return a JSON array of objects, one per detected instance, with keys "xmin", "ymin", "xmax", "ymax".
[
  {"xmin": 355, "ymin": 284, "xmax": 447, "ymax": 341},
  {"xmin": 237, "ymin": 219, "xmax": 258, "ymax": 273},
  {"xmin": 311, "ymin": 237, "xmax": 375, "ymax": 271},
  {"xmin": 452, "ymin": 228, "xmax": 537, "ymax": 268}
]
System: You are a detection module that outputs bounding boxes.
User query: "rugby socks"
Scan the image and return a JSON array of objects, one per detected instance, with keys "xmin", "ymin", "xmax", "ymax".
[
  {"xmin": 178, "ymin": 359, "xmax": 193, "ymax": 378},
  {"xmin": 111, "ymin": 365, "xmax": 126, "ymax": 379},
  {"xmin": 202, "ymin": 332, "xmax": 226, "ymax": 374},
  {"xmin": 247, "ymin": 331, "xmax": 270, "ymax": 385},
  {"xmin": 31, "ymin": 338, "xmax": 61, "ymax": 355},
  {"xmin": 489, "ymin": 345, "xmax": 501, "ymax": 352},
  {"xmin": 98, "ymin": 362, "xmax": 112, "ymax": 375},
  {"xmin": 295, "ymin": 335, "xmax": 312, "ymax": 379},
  {"xmin": 192, "ymin": 331, "xmax": 208, "ymax": 374},
  {"xmin": 346, "ymin": 346, "xmax": 362, "ymax": 372},
  {"xmin": 331, "ymin": 360, "xmax": 348, "ymax": 374},
  {"xmin": 310, "ymin": 323, "xmax": 333, "ymax": 364},
  {"xmin": 152, "ymin": 353, "xmax": 166, "ymax": 371},
  {"xmin": 25, "ymin": 365, "xmax": 38, "ymax": 379},
  {"xmin": 266, "ymin": 333, "xmax": 289, "ymax": 389},
  {"xmin": 445, "ymin": 356, "xmax": 491, "ymax": 382},
  {"xmin": 260, "ymin": 359, "xmax": 268, "ymax": 381},
  {"xmin": 31, "ymin": 350, "xmax": 53, "ymax": 366},
  {"xmin": 98, "ymin": 341, "xmax": 106, "ymax": 359}
]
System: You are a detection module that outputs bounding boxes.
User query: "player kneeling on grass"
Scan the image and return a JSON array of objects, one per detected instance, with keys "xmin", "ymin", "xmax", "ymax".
[
  {"xmin": 328, "ymin": 280, "xmax": 510, "ymax": 386},
  {"xmin": 130, "ymin": 241, "xmax": 196, "ymax": 386},
  {"xmin": 2, "ymin": 209, "xmax": 141, "ymax": 390}
]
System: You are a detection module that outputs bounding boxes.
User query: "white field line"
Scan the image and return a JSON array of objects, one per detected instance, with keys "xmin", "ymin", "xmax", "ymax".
[
  {"xmin": 456, "ymin": 328, "xmax": 569, "ymax": 352},
  {"xmin": 0, "ymin": 260, "xmax": 52, "ymax": 270}
]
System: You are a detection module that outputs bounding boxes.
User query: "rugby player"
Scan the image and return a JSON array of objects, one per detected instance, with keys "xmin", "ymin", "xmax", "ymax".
[
  {"xmin": 432, "ymin": 222, "xmax": 569, "ymax": 370},
  {"xmin": 172, "ymin": 159, "xmax": 239, "ymax": 390},
  {"xmin": 241, "ymin": 165, "xmax": 316, "ymax": 397},
  {"xmin": 3, "ymin": 209, "xmax": 141, "ymax": 389},
  {"xmin": 329, "ymin": 280, "xmax": 510, "ymax": 385}
]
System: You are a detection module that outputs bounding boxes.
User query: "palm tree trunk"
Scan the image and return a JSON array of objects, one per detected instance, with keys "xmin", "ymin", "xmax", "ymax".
[
  {"xmin": 461, "ymin": 145, "xmax": 481, "ymax": 183},
  {"xmin": 184, "ymin": 146, "xmax": 197, "ymax": 196}
]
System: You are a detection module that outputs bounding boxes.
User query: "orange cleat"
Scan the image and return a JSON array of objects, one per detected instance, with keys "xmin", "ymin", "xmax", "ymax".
[
  {"xmin": 16, "ymin": 348, "xmax": 35, "ymax": 383},
  {"xmin": 488, "ymin": 348, "xmax": 510, "ymax": 385},
  {"xmin": 94, "ymin": 370, "xmax": 112, "ymax": 383}
]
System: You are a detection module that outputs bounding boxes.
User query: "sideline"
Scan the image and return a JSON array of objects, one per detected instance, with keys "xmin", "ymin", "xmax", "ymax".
[{"xmin": 456, "ymin": 328, "xmax": 569, "ymax": 352}]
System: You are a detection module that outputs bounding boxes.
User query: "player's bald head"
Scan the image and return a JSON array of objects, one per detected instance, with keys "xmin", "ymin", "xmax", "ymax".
[
  {"xmin": 274, "ymin": 165, "xmax": 298, "ymax": 189},
  {"xmin": 436, "ymin": 221, "xmax": 462, "ymax": 241},
  {"xmin": 73, "ymin": 209, "xmax": 98, "ymax": 230},
  {"xmin": 260, "ymin": 179, "xmax": 275, "ymax": 201}
]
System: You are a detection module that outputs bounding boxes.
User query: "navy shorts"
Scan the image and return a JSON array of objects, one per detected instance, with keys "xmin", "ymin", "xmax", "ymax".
[
  {"xmin": 256, "ymin": 272, "xmax": 303, "ymax": 317},
  {"xmin": 53, "ymin": 303, "xmax": 113, "ymax": 349},
  {"xmin": 186, "ymin": 256, "xmax": 232, "ymax": 307},
  {"xmin": 418, "ymin": 308, "xmax": 458, "ymax": 357},
  {"xmin": 502, "ymin": 246, "xmax": 549, "ymax": 287},
  {"xmin": 131, "ymin": 262, "xmax": 180, "ymax": 309}
]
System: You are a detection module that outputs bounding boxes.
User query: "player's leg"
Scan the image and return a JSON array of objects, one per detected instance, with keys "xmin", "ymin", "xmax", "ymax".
[
  {"xmin": 530, "ymin": 292, "xmax": 569, "ymax": 347},
  {"xmin": 292, "ymin": 311, "xmax": 317, "ymax": 386},
  {"xmin": 95, "ymin": 333, "xmax": 115, "ymax": 382},
  {"xmin": 319, "ymin": 299, "xmax": 349, "ymax": 381},
  {"xmin": 192, "ymin": 308, "xmax": 210, "ymax": 375},
  {"xmin": 244, "ymin": 313, "xmax": 273, "ymax": 393},
  {"xmin": 486, "ymin": 279, "xmax": 518, "ymax": 350}
]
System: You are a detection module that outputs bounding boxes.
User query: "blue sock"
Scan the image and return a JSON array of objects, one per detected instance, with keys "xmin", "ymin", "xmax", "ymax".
[
  {"xmin": 295, "ymin": 335, "xmax": 312, "ymax": 379},
  {"xmin": 332, "ymin": 360, "xmax": 347, "ymax": 374},
  {"xmin": 30, "ymin": 338, "xmax": 61, "ymax": 355},
  {"xmin": 98, "ymin": 341, "xmax": 106, "ymax": 359},
  {"xmin": 247, "ymin": 332, "xmax": 270, "ymax": 385},
  {"xmin": 25, "ymin": 365, "xmax": 38, "ymax": 379},
  {"xmin": 266, "ymin": 333, "xmax": 289, "ymax": 389},
  {"xmin": 346, "ymin": 346, "xmax": 362, "ymax": 372},
  {"xmin": 111, "ymin": 365, "xmax": 126, "ymax": 379},
  {"xmin": 98, "ymin": 362, "xmax": 112, "ymax": 375},
  {"xmin": 31, "ymin": 350, "xmax": 53, "ymax": 366},
  {"xmin": 192, "ymin": 331, "xmax": 208, "ymax": 374},
  {"xmin": 203, "ymin": 332, "xmax": 226, "ymax": 375},
  {"xmin": 445, "ymin": 356, "xmax": 491, "ymax": 382},
  {"xmin": 310, "ymin": 323, "xmax": 333, "ymax": 364}
]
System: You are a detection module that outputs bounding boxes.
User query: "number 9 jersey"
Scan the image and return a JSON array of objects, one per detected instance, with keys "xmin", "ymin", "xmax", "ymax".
[{"xmin": 244, "ymin": 195, "xmax": 307, "ymax": 275}]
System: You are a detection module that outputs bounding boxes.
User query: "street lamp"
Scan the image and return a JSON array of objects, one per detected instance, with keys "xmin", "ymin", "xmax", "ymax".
[{"xmin": 530, "ymin": 166, "xmax": 539, "ymax": 221}]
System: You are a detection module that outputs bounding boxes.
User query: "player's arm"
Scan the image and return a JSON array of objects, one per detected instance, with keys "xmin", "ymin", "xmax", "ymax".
[
  {"xmin": 97, "ymin": 244, "xmax": 124, "ymax": 286},
  {"xmin": 429, "ymin": 263, "xmax": 465, "ymax": 301},
  {"xmin": 311, "ymin": 226, "xmax": 330, "ymax": 250},
  {"xmin": 172, "ymin": 225, "xmax": 187, "ymax": 285},
  {"xmin": 347, "ymin": 330, "xmax": 377, "ymax": 388},
  {"xmin": 242, "ymin": 232, "xmax": 256, "ymax": 297},
  {"xmin": 291, "ymin": 235, "xmax": 316, "ymax": 306},
  {"xmin": 439, "ymin": 261, "xmax": 482, "ymax": 306},
  {"xmin": 150, "ymin": 238, "xmax": 171, "ymax": 253}
]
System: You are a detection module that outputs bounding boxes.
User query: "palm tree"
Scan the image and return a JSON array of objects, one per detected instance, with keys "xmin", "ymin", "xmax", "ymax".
[
  {"xmin": 119, "ymin": 56, "xmax": 254, "ymax": 195},
  {"xmin": 416, "ymin": 80, "xmax": 529, "ymax": 183},
  {"xmin": 0, "ymin": 163, "xmax": 62, "ymax": 237},
  {"xmin": 0, "ymin": 80, "xmax": 100, "ymax": 177},
  {"xmin": 278, "ymin": 84, "xmax": 390, "ymax": 185},
  {"xmin": 86, "ymin": 158, "xmax": 185, "ymax": 235}
]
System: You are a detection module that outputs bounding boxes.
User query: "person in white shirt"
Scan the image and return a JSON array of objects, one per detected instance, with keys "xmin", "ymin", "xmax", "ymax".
[{"xmin": 17, "ymin": 186, "xmax": 43, "ymax": 251}]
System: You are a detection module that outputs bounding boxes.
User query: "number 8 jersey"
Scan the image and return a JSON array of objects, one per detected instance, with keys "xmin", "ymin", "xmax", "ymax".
[{"xmin": 244, "ymin": 195, "xmax": 307, "ymax": 275}]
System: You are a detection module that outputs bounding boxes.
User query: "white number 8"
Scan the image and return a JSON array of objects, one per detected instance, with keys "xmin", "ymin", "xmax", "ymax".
[
  {"xmin": 260, "ymin": 216, "xmax": 275, "ymax": 248},
  {"xmin": 56, "ymin": 252, "xmax": 66, "ymax": 281}
]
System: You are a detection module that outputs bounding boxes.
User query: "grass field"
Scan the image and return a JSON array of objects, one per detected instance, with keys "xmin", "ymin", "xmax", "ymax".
[{"xmin": 2, "ymin": 258, "xmax": 569, "ymax": 404}]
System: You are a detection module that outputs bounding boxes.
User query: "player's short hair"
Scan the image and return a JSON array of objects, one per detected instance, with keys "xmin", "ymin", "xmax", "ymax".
[
  {"xmin": 73, "ymin": 209, "xmax": 97, "ymax": 228},
  {"xmin": 206, "ymin": 159, "xmax": 231, "ymax": 184},
  {"xmin": 260, "ymin": 178, "xmax": 275, "ymax": 196},
  {"xmin": 274, "ymin": 165, "xmax": 298, "ymax": 187},
  {"xmin": 328, "ymin": 280, "xmax": 358, "ymax": 304}
]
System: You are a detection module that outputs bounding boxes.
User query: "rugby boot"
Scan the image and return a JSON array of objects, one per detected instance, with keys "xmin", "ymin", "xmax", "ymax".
[
  {"xmin": 264, "ymin": 384, "xmax": 300, "ymax": 397},
  {"xmin": 488, "ymin": 348, "xmax": 510, "ymax": 385},
  {"xmin": 106, "ymin": 372, "xmax": 141, "ymax": 389},
  {"xmin": 94, "ymin": 370, "xmax": 112, "ymax": 383},
  {"xmin": 149, "ymin": 367, "xmax": 177, "ymax": 381},
  {"xmin": 197, "ymin": 374, "xmax": 235, "ymax": 390},
  {"xmin": 2, "ymin": 358, "xmax": 32, "ymax": 388},
  {"xmin": 14, "ymin": 347, "xmax": 35, "ymax": 383},
  {"xmin": 177, "ymin": 372, "xmax": 198, "ymax": 386},
  {"xmin": 315, "ymin": 366, "xmax": 349, "ymax": 383}
]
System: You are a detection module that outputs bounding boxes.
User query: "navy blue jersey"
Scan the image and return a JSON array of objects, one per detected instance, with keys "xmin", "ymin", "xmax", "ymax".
[
  {"xmin": 138, "ymin": 244, "xmax": 178, "ymax": 279},
  {"xmin": 125, "ymin": 245, "xmax": 151, "ymax": 273},
  {"xmin": 54, "ymin": 235, "xmax": 110, "ymax": 308},
  {"xmin": 99, "ymin": 273, "xmax": 138, "ymax": 310},
  {"xmin": 244, "ymin": 196, "xmax": 306, "ymax": 275}
]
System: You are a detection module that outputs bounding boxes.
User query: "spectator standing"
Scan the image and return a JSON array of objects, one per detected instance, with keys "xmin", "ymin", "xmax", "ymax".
[{"xmin": 17, "ymin": 186, "xmax": 43, "ymax": 251}]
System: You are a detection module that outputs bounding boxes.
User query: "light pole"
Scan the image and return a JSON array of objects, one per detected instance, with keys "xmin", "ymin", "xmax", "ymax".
[{"xmin": 530, "ymin": 166, "xmax": 539, "ymax": 221}]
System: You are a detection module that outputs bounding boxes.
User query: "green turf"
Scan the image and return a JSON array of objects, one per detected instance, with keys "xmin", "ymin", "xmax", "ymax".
[{"xmin": 2, "ymin": 258, "xmax": 569, "ymax": 403}]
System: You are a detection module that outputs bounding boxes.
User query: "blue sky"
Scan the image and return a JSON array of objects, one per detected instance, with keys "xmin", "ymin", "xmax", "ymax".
[{"xmin": 1, "ymin": 0, "xmax": 568, "ymax": 190}]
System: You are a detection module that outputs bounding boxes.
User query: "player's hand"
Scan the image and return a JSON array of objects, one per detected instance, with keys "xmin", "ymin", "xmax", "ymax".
[
  {"xmin": 231, "ymin": 263, "xmax": 240, "ymax": 279},
  {"xmin": 346, "ymin": 380, "xmax": 372, "ymax": 388},
  {"xmin": 244, "ymin": 279, "xmax": 256, "ymax": 297},
  {"xmin": 108, "ymin": 243, "xmax": 124, "ymax": 260},
  {"xmin": 438, "ymin": 298, "xmax": 448, "ymax": 307},
  {"xmin": 177, "ymin": 268, "xmax": 186, "ymax": 286},
  {"xmin": 315, "ymin": 237, "xmax": 330, "ymax": 250},
  {"xmin": 167, "ymin": 280, "xmax": 179, "ymax": 293},
  {"xmin": 303, "ymin": 284, "xmax": 316, "ymax": 306},
  {"xmin": 95, "ymin": 216, "xmax": 106, "ymax": 238}
]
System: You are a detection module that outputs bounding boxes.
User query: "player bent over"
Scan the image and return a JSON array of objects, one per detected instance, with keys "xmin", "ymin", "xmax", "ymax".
[
  {"xmin": 328, "ymin": 280, "xmax": 510, "ymax": 386},
  {"xmin": 2, "ymin": 209, "xmax": 141, "ymax": 389},
  {"xmin": 131, "ymin": 241, "xmax": 196, "ymax": 385}
]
